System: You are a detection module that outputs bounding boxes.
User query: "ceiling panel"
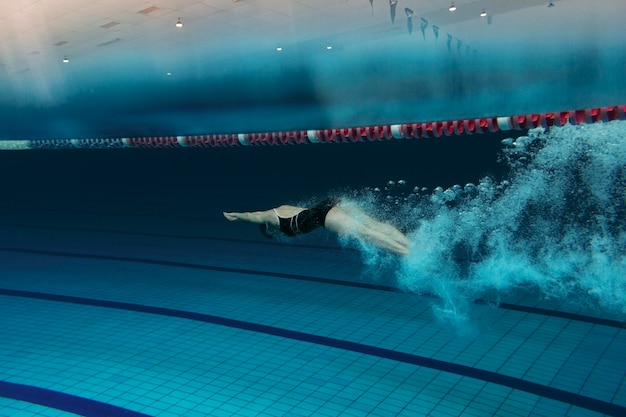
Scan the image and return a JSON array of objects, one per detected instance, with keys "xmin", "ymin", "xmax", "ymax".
[{"xmin": 0, "ymin": 0, "xmax": 625, "ymax": 139}]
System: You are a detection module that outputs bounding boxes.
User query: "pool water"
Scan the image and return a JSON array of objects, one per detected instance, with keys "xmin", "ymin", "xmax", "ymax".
[
  {"xmin": 1, "ymin": 120, "xmax": 625, "ymax": 416},
  {"xmin": 1, "ymin": 1, "xmax": 625, "ymax": 416}
]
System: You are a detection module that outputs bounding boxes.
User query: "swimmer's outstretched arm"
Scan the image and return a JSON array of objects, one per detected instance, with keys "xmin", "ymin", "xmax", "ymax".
[
  {"xmin": 224, "ymin": 205, "xmax": 304, "ymax": 225},
  {"xmin": 223, "ymin": 210, "xmax": 276, "ymax": 225},
  {"xmin": 224, "ymin": 210, "xmax": 277, "ymax": 224}
]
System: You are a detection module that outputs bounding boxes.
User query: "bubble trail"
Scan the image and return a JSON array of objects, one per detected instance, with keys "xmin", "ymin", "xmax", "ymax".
[{"xmin": 345, "ymin": 121, "xmax": 626, "ymax": 323}]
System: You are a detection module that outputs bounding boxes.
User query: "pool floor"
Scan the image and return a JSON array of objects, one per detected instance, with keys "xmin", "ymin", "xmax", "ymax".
[{"xmin": 0, "ymin": 194, "xmax": 624, "ymax": 417}]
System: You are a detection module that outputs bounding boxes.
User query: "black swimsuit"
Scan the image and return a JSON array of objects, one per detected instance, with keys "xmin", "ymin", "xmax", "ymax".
[{"xmin": 276, "ymin": 198, "xmax": 338, "ymax": 237}]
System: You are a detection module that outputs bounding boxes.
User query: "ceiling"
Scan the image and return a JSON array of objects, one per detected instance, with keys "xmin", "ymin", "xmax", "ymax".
[{"xmin": 1, "ymin": 0, "xmax": 625, "ymax": 139}]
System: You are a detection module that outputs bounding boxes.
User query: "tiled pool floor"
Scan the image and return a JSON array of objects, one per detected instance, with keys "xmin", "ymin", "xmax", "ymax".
[{"xmin": 0, "ymin": 199, "xmax": 624, "ymax": 416}]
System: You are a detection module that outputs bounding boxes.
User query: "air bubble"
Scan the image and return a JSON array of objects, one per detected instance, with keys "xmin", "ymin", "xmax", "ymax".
[
  {"xmin": 464, "ymin": 183, "xmax": 477, "ymax": 193},
  {"xmin": 398, "ymin": 121, "xmax": 626, "ymax": 319}
]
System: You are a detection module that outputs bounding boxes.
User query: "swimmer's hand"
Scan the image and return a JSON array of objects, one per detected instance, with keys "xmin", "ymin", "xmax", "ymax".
[{"xmin": 223, "ymin": 212, "xmax": 240, "ymax": 221}]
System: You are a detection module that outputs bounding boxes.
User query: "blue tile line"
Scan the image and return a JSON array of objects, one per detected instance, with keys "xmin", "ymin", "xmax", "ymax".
[
  {"xmin": 1, "ymin": 288, "xmax": 624, "ymax": 417},
  {"xmin": 0, "ymin": 381, "xmax": 152, "ymax": 417},
  {"xmin": 1, "ymin": 247, "xmax": 624, "ymax": 329}
]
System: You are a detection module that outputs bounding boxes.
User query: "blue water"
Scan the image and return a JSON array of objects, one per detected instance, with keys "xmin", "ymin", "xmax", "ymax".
[
  {"xmin": 3, "ymin": 120, "xmax": 624, "ymax": 323},
  {"xmin": 329, "ymin": 122, "xmax": 626, "ymax": 328},
  {"xmin": 2, "ymin": 3, "xmax": 625, "ymax": 415},
  {"xmin": 1, "ymin": 119, "xmax": 625, "ymax": 417}
]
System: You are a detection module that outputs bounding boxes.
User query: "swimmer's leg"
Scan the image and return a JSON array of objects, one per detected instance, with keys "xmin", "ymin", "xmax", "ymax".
[
  {"xmin": 357, "ymin": 225, "xmax": 411, "ymax": 255},
  {"xmin": 325, "ymin": 207, "xmax": 410, "ymax": 256},
  {"xmin": 334, "ymin": 204, "xmax": 411, "ymax": 248}
]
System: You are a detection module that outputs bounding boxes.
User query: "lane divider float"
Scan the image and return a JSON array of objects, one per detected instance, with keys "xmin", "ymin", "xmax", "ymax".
[{"xmin": 1, "ymin": 105, "xmax": 624, "ymax": 151}]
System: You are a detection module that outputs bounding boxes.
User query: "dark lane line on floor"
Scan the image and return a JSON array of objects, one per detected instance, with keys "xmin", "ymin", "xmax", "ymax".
[
  {"xmin": 0, "ymin": 207, "xmax": 219, "ymax": 223},
  {"xmin": 0, "ymin": 247, "xmax": 388, "ymax": 290},
  {"xmin": 0, "ymin": 222, "xmax": 346, "ymax": 251},
  {"xmin": 0, "ymin": 247, "xmax": 623, "ymax": 330},
  {"xmin": 0, "ymin": 381, "xmax": 151, "ymax": 417},
  {"xmin": 1, "ymin": 288, "xmax": 623, "ymax": 417}
]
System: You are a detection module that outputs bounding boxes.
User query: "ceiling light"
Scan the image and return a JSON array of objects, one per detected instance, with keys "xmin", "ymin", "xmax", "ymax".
[
  {"xmin": 548, "ymin": 2, "xmax": 555, "ymax": 7},
  {"xmin": 62, "ymin": 57, "xmax": 70, "ymax": 63},
  {"xmin": 480, "ymin": 9, "xmax": 488, "ymax": 17},
  {"xmin": 276, "ymin": 47, "xmax": 283, "ymax": 51},
  {"xmin": 326, "ymin": 46, "xmax": 333, "ymax": 50},
  {"xmin": 448, "ymin": 3, "xmax": 456, "ymax": 12},
  {"xmin": 175, "ymin": 18, "xmax": 183, "ymax": 28}
]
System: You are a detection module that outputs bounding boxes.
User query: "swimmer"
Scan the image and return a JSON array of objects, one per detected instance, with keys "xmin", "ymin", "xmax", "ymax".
[{"xmin": 224, "ymin": 198, "xmax": 410, "ymax": 256}]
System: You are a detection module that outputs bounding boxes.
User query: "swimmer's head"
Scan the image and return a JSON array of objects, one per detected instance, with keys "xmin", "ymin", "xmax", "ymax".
[{"xmin": 259, "ymin": 223, "xmax": 281, "ymax": 240}]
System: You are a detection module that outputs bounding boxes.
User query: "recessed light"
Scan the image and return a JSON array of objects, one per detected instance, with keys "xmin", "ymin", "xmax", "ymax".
[
  {"xmin": 62, "ymin": 57, "xmax": 70, "ymax": 63},
  {"xmin": 448, "ymin": 2, "xmax": 456, "ymax": 12},
  {"xmin": 326, "ymin": 46, "xmax": 332, "ymax": 50},
  {"xmin": 176, "ymin": 18, "xmax": 183, "ymax": 28},
  {"xmin": 276, "ymin": 47, "xmax": 283, "ymax": 51},
  {"xmin": 166, "ymin": 72, "xmax": 172, "ymax": 76},
  {"xmin": 137, "ymin": 6, "xmax": 161, "ymax": 15},
  {"xmin": 100, "ymin": 21, "xmax": 119, "ymax": 29}
]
